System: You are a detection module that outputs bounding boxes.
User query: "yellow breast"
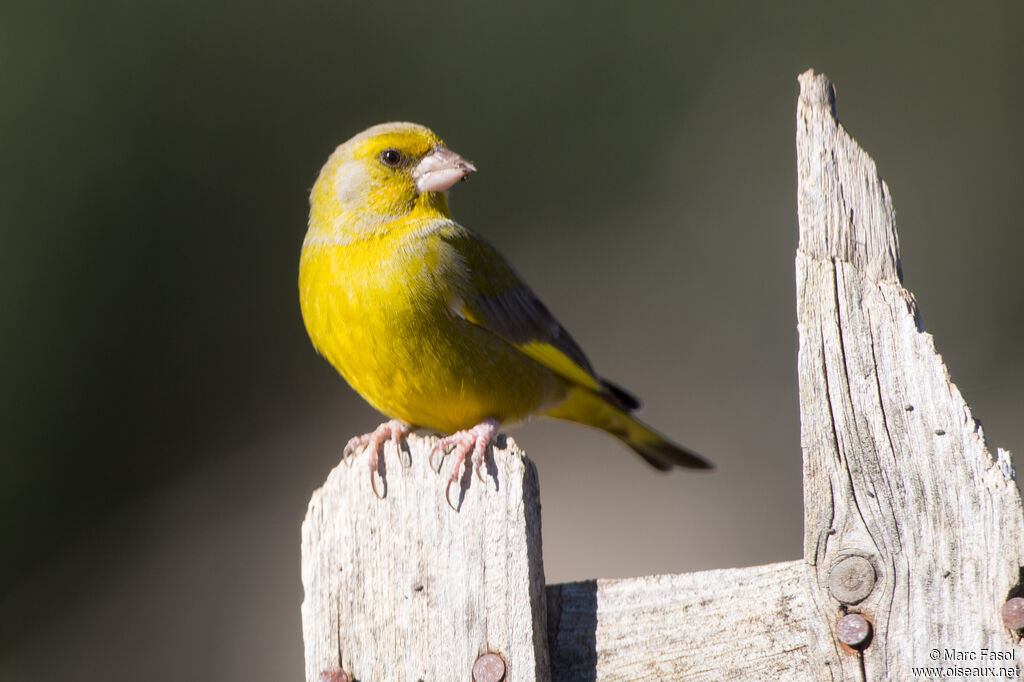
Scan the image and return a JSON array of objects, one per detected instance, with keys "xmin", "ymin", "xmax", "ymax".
[{"xmin": 299, "ymin": 225, "xmax": 563, "ymax": 433}]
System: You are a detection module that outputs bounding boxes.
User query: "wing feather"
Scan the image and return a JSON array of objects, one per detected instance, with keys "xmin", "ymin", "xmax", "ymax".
[{"xmin": 438, "ymin": 224, "xmax": 639, "ymax": 411}]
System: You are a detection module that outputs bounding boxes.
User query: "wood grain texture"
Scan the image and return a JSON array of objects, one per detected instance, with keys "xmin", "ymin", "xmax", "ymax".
[
  {"xmin": 796, "ymin": 69, "xmax": 1024, "ymax": 679},
  {"xmin": 547, "ymin": 560, "xmax": 813, "ymax": 681},
  {"xmin": 300, "ymin": 434, "xmax": 549, "ymax": 682}
]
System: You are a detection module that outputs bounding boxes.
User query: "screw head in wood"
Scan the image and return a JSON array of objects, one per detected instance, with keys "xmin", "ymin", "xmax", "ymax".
[
  {"xmin": 472, "ymin": 652, "xmax": 506, "ymax": 682},
  {"xmin": 828, "ymin": 555, "xmax": 876, "ymax": 604},
  {"xmin": 1002, "ymin": 597, "xmax": 1024, "ymax": 630},
  {"xmin": 836, "ymin": 613, "xmax": 872, "ymax": 648}
]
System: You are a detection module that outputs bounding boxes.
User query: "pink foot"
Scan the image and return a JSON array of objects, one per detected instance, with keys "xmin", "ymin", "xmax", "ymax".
[
  {"xmin": 344, "ymin": 419, "xmax": 413, "ymax": 498},
  {"xmin": 430, "ymin": 418, "xmax": 500, "ymax": 510}
]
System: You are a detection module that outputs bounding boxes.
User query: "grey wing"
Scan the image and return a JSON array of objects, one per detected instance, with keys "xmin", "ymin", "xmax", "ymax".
[{"xmin": 440, "ymin": 225, "xmax": 641, "ymax": 411}]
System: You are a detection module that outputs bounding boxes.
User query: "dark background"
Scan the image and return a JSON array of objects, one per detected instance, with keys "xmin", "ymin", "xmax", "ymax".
[{"xmin": 2, "ymin": 1, "xmax": 1022, "ymax": 679}]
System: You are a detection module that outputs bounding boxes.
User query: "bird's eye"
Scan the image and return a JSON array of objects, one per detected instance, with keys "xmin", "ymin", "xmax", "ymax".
[{"xmin": 380, "ymin": 149, "xmax": 403, "ymax": 167}]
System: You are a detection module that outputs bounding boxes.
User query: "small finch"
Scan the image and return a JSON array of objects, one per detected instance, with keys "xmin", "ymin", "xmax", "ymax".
[{"xmin": 299, "ymin": 122, "xmax": 711, "ymax": 507}]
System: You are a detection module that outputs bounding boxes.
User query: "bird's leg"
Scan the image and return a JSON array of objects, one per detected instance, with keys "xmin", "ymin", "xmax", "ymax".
[
  {"xmin": 343, "ymin": 419, "xmax": 413, "ymax": 498},
  {"xmin": 430, "ymin": 418, "xmax": 500, "ymax": 510}
]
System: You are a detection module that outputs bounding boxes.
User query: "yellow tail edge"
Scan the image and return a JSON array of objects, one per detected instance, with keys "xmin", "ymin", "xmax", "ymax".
[{"xmin": 544, "ymin": 386, "xmax": 713, "ymax": 471}]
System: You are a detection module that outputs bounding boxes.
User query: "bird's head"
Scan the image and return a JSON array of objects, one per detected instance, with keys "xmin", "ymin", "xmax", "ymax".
[{"xmin": 308, "ymin": 122, "xmax": 476, "ymax": 239}]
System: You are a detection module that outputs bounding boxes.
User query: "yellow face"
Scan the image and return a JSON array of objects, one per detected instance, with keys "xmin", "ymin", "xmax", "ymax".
[{"xmin": 307, "ymin": 122, "xmax": 473, "ymax": 240}]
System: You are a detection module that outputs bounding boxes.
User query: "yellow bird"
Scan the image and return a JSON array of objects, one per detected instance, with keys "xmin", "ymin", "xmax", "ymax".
[{"xmin": 299, "ymin": 122, "xmax": 710, "ymax": 504}]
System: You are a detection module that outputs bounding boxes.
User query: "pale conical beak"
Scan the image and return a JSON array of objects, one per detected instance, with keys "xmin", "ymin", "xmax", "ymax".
[{"xmin": 413, "ymin": 147, "xmax": 476, "ymax": 194}]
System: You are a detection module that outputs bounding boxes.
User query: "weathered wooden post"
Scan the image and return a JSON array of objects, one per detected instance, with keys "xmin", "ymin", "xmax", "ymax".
[
  {"xmin": 794, "ymin": 69, "xmax": 1024, "ymax": 678},
  {"xmin": 300, "ymin": 70, "xmax": 1024, "ymax": 681},
  {"xmin": 301, "ymin": 438, "xmax": 549, "ymax": 681}
]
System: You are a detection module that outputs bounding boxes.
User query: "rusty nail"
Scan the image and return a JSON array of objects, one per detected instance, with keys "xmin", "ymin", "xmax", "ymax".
[
  {"xmin": 472, "ymin": 652, "xmax": 506, "ymax": 682},
  {"xmin": 836, "ymin": 613, "xmax": 872, "ymax": 648},
  {"xmin": 828, "ymin": 555, "xmax": 876, "ymax": 605},
  {"xmin": 1002, "ymin": 597, "xmax": 1024, "ymax": 630},
  {"xmin": 318, "ymin": 668, "xmax": 351, "ymax": 682}
]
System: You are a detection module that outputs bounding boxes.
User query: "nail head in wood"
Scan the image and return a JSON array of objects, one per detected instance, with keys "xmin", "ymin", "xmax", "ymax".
[
  {"xmin": 1001, "ymin": 597, "xmax": 1024, "ymax": 630},
  {"xmin": 836, "ymin": 613, "xmax": 872, "ymax": 648},
  {"xmin": 472, "ymin": 653, "xmax": 505, "ymax": 682},
  {"xmin": 317, "ymin": 669, "xmax": 350, "ymax": 682},
  {"xmin": 828, "ymin": 555, "xmax": 876, "ymax": 605}
]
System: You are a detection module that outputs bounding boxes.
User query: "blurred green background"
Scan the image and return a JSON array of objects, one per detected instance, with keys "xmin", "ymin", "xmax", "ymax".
[{"xmin": 2, "ymin": 1, "xmax": 1022, "ymax": 679}]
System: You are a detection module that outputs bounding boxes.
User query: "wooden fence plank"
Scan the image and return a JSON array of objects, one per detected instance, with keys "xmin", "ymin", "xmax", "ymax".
[
  {"xmin": 547, "ymin": 560, "xmax": 812, "ymax": 680},
  {"xmin": 795, "ymin": 69, "xmax": 1024, "ymax": 680}
]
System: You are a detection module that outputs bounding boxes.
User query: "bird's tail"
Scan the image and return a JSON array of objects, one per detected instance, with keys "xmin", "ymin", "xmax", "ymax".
[{"xmin": 544, "ymin": 386, "xmax": 712, "ymax": 471}]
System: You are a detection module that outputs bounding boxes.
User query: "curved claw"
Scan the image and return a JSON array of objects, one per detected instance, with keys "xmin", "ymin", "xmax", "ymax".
[
  {"xmin": 434, "ymin": 418, "xmax": 500, "ymax": 511},
  {"xmin": 398, "ymin": 442, "xmax": 412, "ymax": 468},
  {"xmin": 445, "ymin": 478, "xmax": 460, "ymax": 512},
  {"xmin": 343, "ymin": 436, "xmax": 364, "ymax": 465},
  {"xmin": 370, "ymin": 468, "xmax": 386, "ymax": 499},
  {"xmin": 369, "ymin": 439, "xmax": 387, "ymax": 499},
  {"xmin": 343, "ymin": 419, "xmax": 411, "ymax": 497},
  {"xmin": 429, "ymin": 442, "xmax": 448, "ymax": 473}
]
